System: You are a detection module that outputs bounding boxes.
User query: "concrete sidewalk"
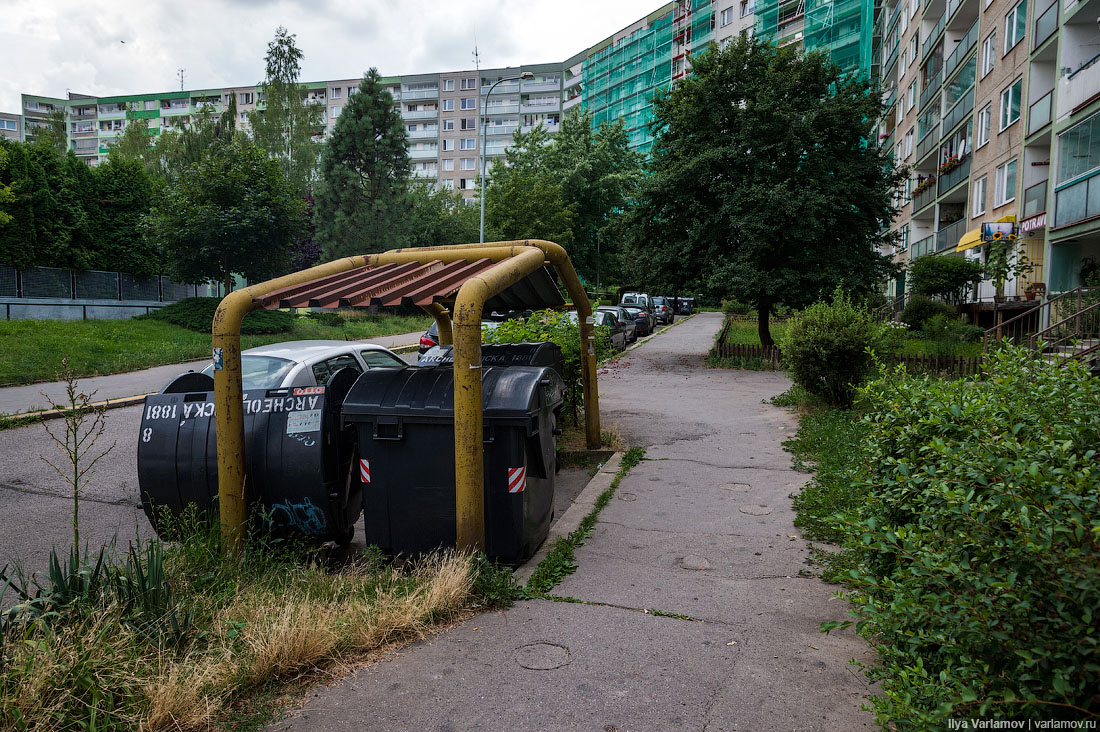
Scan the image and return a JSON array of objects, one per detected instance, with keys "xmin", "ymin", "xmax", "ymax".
[
  {"xmin": 0, "ymin": 330, "xmax": 425, "ymax": 416},
  {"xmin": 270, "ymin": 312, "xmax": 873, "ymax": 731}
]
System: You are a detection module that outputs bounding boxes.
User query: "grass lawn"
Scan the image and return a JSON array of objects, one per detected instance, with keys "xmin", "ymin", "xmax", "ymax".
[
  {"xmin": 722, "ymin": 318, "xmax": 790, "ymax": 345},
  {"xmin": 0, "ymin": 314, "xmax": 432, "ymax": 387}
]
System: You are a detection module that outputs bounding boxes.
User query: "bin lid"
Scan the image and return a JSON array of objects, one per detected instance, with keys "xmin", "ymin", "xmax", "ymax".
[
  {"xmin": 417, "ymin": 343, "xmax": 563, "ymax": 370},
  {"xmin": 342, "ymin": 365, "xmax": 563, "ymax": 420}
]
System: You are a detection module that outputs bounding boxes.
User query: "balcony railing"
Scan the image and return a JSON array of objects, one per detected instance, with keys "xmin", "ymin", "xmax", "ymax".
[
  {"xmin": 883, "ymin": 41, "xmax": 900, "ymax": 75},
  {"xmin": 406, "ymin": 128, "xmax": 439, "ymax": 139},
  {"xmin": 1022, "ymin": 181, "xmax": 1048, "ymax": 219},
  {"xmin": 922, "ymin": 13, "xmax": 946, "ymax": 59},
  {"xmin": 947, "ymin": 0, "xmax": 967, "ymax": 22},
  {"xmin": 917, "ymin": 127, "xmax": 941, "ymax": 160},
  {"xmin": 408, "ymin": 148, "xmax": 439, "ymax": 159},
  {"xmin": 521, "ymin": 81, "xmax": 561, "ymax": 93},
  {"xmin": 485, "ymin": 124, "xmax": 519, "ymax": 136},
  {"xmin": 936, "ymin": 218, "xmax": 967, "ymax": 251},
  {"xmin": 402, "ymin": 89, "xmax": 439, "ymax": 100},
  {"xmin": 1054, "ymin": 174, "xmax": 1100, "ymax": 229},
  {"xmin": 484, "ymin": 104, "xmax": 520, "ymax": 115},
  {"xmin": 920, "ymin": 72, "xmax": 943, "ymax": 111},
  {"xmin": 912, "ymin": 234, "xmax": 935, "ymax": 258},
  {"xmin": 943, "ymin": 22, "xmax": 977, "ymax": 81},
  {"xmin": 1033, "ymin": 1, "xmax": 1058, "ymax": 51},
  {"xmin": 943, "ymin": 86, "xmax": 975, "ymax": 132},
  {"xmin": 1027, "ymin": 91, "xmax": 1052, "ymax": 135},
  {"xmin": 402, "ymin": 109, "xmax": 439, "ymax": 120},
  {"xmin": 938, "ymin": 155, "xmax": 971, "ymax": 195},
  {"xmin": 520, "ymin": 100, "xmax": 561, "ymax": 114},
  {"xmin": 913, "ymin": 182, "xmax": 939, "ymax": 212},
  {"xmin": 482, "ymin": 83, "xmax": 519, "ymax": 95}
]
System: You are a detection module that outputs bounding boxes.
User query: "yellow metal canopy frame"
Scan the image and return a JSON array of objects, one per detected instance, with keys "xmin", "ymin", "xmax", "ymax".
[{"xmin": 210, "ymin": 241, "xmax": 600, "ymax": 553}]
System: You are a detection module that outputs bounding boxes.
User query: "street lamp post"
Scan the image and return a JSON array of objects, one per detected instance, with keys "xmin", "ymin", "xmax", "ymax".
[{"xmin": 480, "ymin": 71, "xmax": 534, "ymax": 243}]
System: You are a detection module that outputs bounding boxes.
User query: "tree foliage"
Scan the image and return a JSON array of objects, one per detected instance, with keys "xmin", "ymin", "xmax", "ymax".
[
  {"xmin": 906, "ymin": 254, "xmax": 983, "ymax": 304},
  {"xmin": 484, "ymin": 135, "xmax": 574, "ymax": 250},
  {"xmin": 624, "ymin": 36, "xmax": 904, "ymax": 345},
  {"xmin": 145, "ymin": 138, "xmax": 303, "ymax": 291},
  {"xmin": 249, "ymin": 26, "xmax": 323, "ymax": 196},
  {"xmin": 315, "ymin": 68, "xmax": 409, "ymax": 260},
  {"xmin": 28, "ymin": 109, "xmax": 68, "ymax": 158},
  {"xmin": 404, "ymin": 182, "xmax": 480, "ymax": 247}
]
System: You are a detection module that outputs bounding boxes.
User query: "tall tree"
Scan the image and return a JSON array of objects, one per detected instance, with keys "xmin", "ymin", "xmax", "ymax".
[
  {"xmin": 108, "ymin": 106, "xmax": 156, "ymax": 165},
  {"xmin": 0, "ymin": 146, "xmax": 17, "ymax": 226},
  {"xmin": 314, "ymin": 68, "xmax": 409, "ymax": 259},
  {"xmin": 151, "ymin": 105, "xmax": 243, "ymax": 183},
  {"xmin": 249, "ymin": 26, "xmax": 323, "ymax": 195},
  {"xmin": 91, "ymin": 157, "xmax": 159, "ymax": 275},
  {"xmin": 624, "ymin": 36, "xmax": 903, "ymax": 345},
  {"xmin": 29, "ymin": 109, "xmax": 68, "ymax": 158},
  {"xmin": 404, "ymin": 182, "xmax": 480, "ymax": 248},
  {"xmin": 145, "ymin": 138, "xmax": 303, "ymax": 292}
]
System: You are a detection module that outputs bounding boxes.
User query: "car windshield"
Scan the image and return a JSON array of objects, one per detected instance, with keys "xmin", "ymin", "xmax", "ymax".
[{"xmin": 202, "ymin": 355, "xmax": 296, "ymax": 390}]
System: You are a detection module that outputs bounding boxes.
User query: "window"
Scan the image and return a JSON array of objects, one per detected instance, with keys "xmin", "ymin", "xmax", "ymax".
[
  {"xmin": 1000, "ymin": 78, "xmax": 1022, "ymax": 130},
  {"xmin": 460, "ymin": 158, "xmax": 476, "ymax": 170},
  {"xmin": 905, "ymin": 128, "xmax": 914, "ymax": 158},
  {"xmin": 910, "ymin": 35, "xmax": 918, "ymax": 62},
  {"xmin": 911, "ymin": 0, "xmax": 918, "ymax": 18},
  {"xmin": 973, "ymin": 176, "xmax": 987, "ymax": 216},
  {"xmin": 442, "ymin": 99, "xmax": 454, "ymax": 111},
  {"xmin": 441, "ymin": 178, "xmax": 454, "ymax": 189},
  {"xmin": 460, "ymin": 97, "xmax": 476, "ymax": 110},
  {"xmin": 330, "ymin": 106, "xmax": 341, "ymax": 118},
  {"xmin": 460, "ymin": 118, "xmax": 476, "ymax": 130},
  {"xmin": 1004, "ymin": 0, "xmax": 1026, "ymax": 53},
  {"xmin": 442, "ymin": 159, "xmax": 455, "ymax": 171},
  {"xmin": 312, "ymin": 356, "xmax": 360, "ymax": 387},
  {"xmin": 900, "ymin": 8, "xmax": 908, "ymax": 33},
  {"xmin": 442, "ymin": 79, "xmax": 455, "ymax": 91},
  {"xmin": 900, "ymin": 48, "xmax": 908, "ymax": 72},
  {"xmin": 442, "ymin": 139, "xmax": 455, "ymax": 151},
  {"xmin": 741, "ymin": 0, "xmax": 754, "ymax": 16},
  {"xmin": 459, "ymin": 178, "xmax": 475, "ymax": 190},
  {"xmin": 361, "ymin": 350, "xmax": 405, "ymax": 369},
  {"xmin": 977, "ymin": 104, "xmax": 991, "ymax": 147},
  {"xmin": 460, "ymin": 138, "xmax": 476, "ymax": 150},
  {"xmin": 329, "ymin": 88, "xmax": 340, "ymax": 99},
  {"xmin": 239, "ymin": 112, "xmax": 248, "ymax": 122},
  {"xmin": 1056, "ymin": 112, "xmax": 1100, "ymax": 184},
  {"xmin": 461, "ymin": 78, "xmax": 477, "ymax": 90},
  {"xmin": 721, "ymin": 6, "xmax": 734, "ymax": 24},
  {"xmin": 980, "ymin": 31, "xmax": 996, "ymax": 77},
  {"xmin": 347, "ymin": 86, "xmax": 356, "ymax": 96},
  {"xmin": 443, "ymin": 119, "xmax": 455, "ymax": 130},
  {"xmin": 907, "ymin": 82, "xmax": 916, "ymax": 112},
  {"xmin": 994, "ymin": 159, "xmax": 1017, "ymax": 206}
]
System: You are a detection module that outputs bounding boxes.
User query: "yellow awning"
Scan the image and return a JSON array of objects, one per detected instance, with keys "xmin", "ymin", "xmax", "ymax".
[{"xmin": 955, "ymin": 215, "xmax": 1017, "ymax": 253}]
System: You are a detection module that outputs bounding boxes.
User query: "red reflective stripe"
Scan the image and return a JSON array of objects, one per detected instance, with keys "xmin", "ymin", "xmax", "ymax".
[
  {"xmin": 507, "ymin": 466, "xmax": 526, "ymax": 493},
  {"xmin": 360, "ymin": 459, "xmax": 371, "ymax": 483}
]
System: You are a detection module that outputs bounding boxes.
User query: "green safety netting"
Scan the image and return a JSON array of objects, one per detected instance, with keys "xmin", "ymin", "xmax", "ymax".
[{"xmin": 755, "ymin": 0, "xmax": 875, "ymax": 76}]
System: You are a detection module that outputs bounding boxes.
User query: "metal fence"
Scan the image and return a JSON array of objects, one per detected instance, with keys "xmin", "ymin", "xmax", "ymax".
[{"xmin": 2, "ymin": 266, "xmax": 223, "ymax": 302}]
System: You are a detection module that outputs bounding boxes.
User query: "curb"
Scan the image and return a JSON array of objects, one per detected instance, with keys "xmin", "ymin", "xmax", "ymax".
[{"xmin": 513, "ymin": 450, "xmax": 624, "ymax": 584}]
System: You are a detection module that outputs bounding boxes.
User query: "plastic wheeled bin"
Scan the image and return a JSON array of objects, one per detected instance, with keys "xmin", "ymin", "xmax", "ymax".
[
  {"xmin": 137, "ymin": 368, "xmax": 362, "ymax": 544},
  {"xmin": 417, "ymin": 342, "xmax": 564, "ymax": 378},
  {"xmin": 341, "ymin": 364, "xmax": 565, "ymax": 564}
]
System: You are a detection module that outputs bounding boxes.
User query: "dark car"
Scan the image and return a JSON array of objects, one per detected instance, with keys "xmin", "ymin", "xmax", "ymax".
[
  {"xmin": 651, "ymin": 296, "xmax": 675, "ymax": 325},
  {"xmin": 621, "ymin": 305, "xmax": 654, "ymax": 337},
  {"xmin": 597, "ymin": 305, "xmax": 638, "ymax": 342},
  {"xmin": 594, "ymin": 310, "xmax": 627, "ymax": 351},
  {"xmin": 674, "ymin": 297, "xmax": 695, "ymax": 315},
  {"xmin": 419, "ymin": 321, "xmax": 440, "ymax": 354}
]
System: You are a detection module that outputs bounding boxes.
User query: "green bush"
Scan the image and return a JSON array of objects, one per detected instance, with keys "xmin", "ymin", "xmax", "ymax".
[
  {"xmin": 906, "ymin": 255, "xmax": 983, "ymax": 305},
  {"xmin": 779, "ymin": 289, "xmax": 883, "ymax": 408},
  {"xmin": 139, "ymin": 297, "xmax": 294, "ymax": 335},
  {"xmin": 721, "ymin": 298, "xmax": 753, "ymax": 315},
  {"xmin": 900, "ymin": 294, "xmax": 957, "ymax": 331},
  {"xmin": 481, "ymin": 310, "xmax": 613, "ymax": 423},
  {"xmin": 832, "ymin": 346, "xmax": 1100, "ymax": 725},
  {"xmin": 919, "ymin": 313, "xmax": 985, "ymax": 357},
  {"xmin": 304, "ymin": 311, "xmax": 345, "ymax": 328}
]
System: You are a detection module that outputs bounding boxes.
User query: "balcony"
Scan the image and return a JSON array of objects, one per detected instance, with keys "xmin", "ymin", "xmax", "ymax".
[
  {"xmin": 402, "ymin": 109, "xmax": 439, "ymax": 120},
  {"xmin": 922, "ymin": 13, "xmax": 945, "ymax": 59},
  {"xmin": 1022, "ymin": 181, "xmax": 1048, "ymax": 219},
  {"xmin": 1027, "ymin": 91, "xmax": 1052, "ymax": 135},
  {"xmin": 913, "ymin": 181, "xmax": 938, "ymax": 212},
  {"xmin": 408, "ymin": 147, "xmax": 439, "ymax": 160},
  {"xmin": 943, "ymin": 86, "xmax": 974, "ymax": 132},
  {"xmin": 1053, "ymin": 174, "xmax": 1100, "ymax": 230},
  {"xmin": 402, "ymin": 89, "xmax": 439, "ymax": 100},
  {"xmin": 938, "ymin": 155, "xmax": 971, "ymax": 195},
  {"xmin": 407, "ymin": 128, "xmax": 439, "ymax": 139},
  {"xmin": 942, "ymin": 22, "xmax": 977, "ymax": 81},
  {"xmin": 916, "ymin": 127, "xmax": 941, "ymax": 160},
  {"xmin": 485, "ymin": 124, "xmax": 519, "ymax": 137},
  {"xmin": 1033, "ymin": 1, "xmax": 1057, "ymax": 51},
  {"xmin": 411, "ymin": 168, "xmax": 438, "ymax": 178},
  {"xmin": 883, "ymin": 41, "xmax": 900, "ymax": 75},
  {"xmin": 523, "ymin": 122, "xmax": 560, "ymax": 134},
  {"xmin": 564, "ymin": 75, "xmax": 582, "ymax": 90},
  {"xmin": 521, "ymin": 80, "xmax": 561, "ymax": 93},
  {"xmin": 936, "ymin": 218, "xmax": 967, "ymax": 251},
  {"xmin": 485, "ymin": 144, "xmax": 509, "ymax": 157},
  {"xmin": 484, "ymin": 104, "xmax": 520, "ymax": 115},
  {"xmin": 563, "ymin": 95, "xmax": 582, "ymax": 111},
  {"xmin": 520, "ymin": 100, "xmax": 561, "ymax": 114},
  {"xmin": 483, "ymin": 82, "xmax": 519, "ymax": 95},
  {"xmin": 911, "ymin": 234, "xmax": 935, "ymax": 258},
  {"xmin": 946, "ymin": 0, "xmax": 966, "ymax": 22},
  {"xmin": 919, "ymin": 72, "xmax": 943, "ymax": 110}
]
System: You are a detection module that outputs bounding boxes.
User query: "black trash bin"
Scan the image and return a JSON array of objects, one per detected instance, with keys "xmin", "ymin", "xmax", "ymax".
[
  {"xmin": 342, "ymin": 364, "xmax": 565, "ymax": 564},
  {"xmin": 137, "ymin": 368, "xmax": 362, "ymax": 543},
  {"xmin": 417, "ymin": 342, "xmax": 564, "ymax": 378}
]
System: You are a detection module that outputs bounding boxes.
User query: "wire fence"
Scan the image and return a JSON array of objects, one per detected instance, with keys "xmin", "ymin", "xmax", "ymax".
[{"xmin": 0, "ymin": 265, "xmax": 222, "ymax": 302}]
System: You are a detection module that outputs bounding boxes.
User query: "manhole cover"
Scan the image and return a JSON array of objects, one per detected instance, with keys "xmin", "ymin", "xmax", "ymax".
[
  {"xmin": 739, "ymin": 504, "xmax": 772, "ymax": 516},
  {"xmin": 616, "ymin": 491, "xmax": 638, "ymax": 502},
  {"xmin": 721, "ymin": 483, "xmax": 751, "ymax": 492},
  {"xmin": 515, "ymin": 642, "xmax": 571, "ymax": 670},
  {"xmin": 678, "ymin": 554, "xmax": 710, "ymax": 570}
]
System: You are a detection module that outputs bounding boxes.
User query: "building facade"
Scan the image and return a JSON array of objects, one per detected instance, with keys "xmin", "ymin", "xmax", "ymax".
[{"xmin": 882, "ymin": 0, "xmax": 1100, "ymax": 301}]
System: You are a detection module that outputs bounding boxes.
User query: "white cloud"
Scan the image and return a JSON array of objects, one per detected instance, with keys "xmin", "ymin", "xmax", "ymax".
[{"xmin": 1, "ymin": 0, "xmax": 653, "ymax": 111}]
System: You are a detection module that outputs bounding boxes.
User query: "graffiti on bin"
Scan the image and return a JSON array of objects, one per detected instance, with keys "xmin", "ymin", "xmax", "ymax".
[
  {"xmin": 269, "ymin": 497, "xmax": 328, "ymax": 534},
  {"xmin": 143, "ymin": 395, "xmax": 322, "ymax": 422}
]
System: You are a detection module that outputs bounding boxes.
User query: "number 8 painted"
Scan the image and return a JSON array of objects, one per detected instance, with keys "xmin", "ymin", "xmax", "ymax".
[{"xmin": 142, "ymin": 428, "xmax": 152, "ymax": 443}]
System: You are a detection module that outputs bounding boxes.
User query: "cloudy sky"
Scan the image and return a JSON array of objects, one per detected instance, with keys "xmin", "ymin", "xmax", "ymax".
[{"xmin": 1, "ymin": 0, "xmax": 650, "ymax": 112}]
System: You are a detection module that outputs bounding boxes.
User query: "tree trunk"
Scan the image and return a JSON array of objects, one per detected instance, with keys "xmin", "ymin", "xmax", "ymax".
[
  {"xmin": 758, "ymin": 300, "xmax": 774, "ymax": 347},
  {"xmin": 224, "ymin": 268, "xmax": 233, "ymax": 296}
]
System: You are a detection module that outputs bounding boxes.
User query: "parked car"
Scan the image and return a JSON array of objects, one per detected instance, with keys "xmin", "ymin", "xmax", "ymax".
[
  {"xmin": 594, "ymin": 310, "xmax": 627, "ymax": 351},
  {"xmin": 200, "ymin": 340, "xmax": 406, "ymax": 389},
  {"xmin": 620, "ymin": 292, "xmax": 653, "ymax": 313},
  {"xmin": 621, "ymin": 305, "xmax": 655, "ymax": 337},
  {"xmin": 674, "ymin": 297, "xmax": 695, "ymax": 315},
  {"xmin": 651, "ymin": 296, "xmax": 675, "ymax": 325},
  {"xmin": 597, "ymin": 305, "xmax": 638, "ymax": 342},
  {"xmin": 419, "ymin": 322, "xmax": 440, "ymax": 354}
]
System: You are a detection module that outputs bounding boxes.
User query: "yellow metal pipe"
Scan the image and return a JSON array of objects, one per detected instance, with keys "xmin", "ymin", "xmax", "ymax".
[
  {"xmin": 451, "ymin": 246, "xmax": 547, "ymax": 551},
  {"xmin": 421, "ymin": 302, "xmax": 453, "ymax": 346},
  {"xmin": 212, "ymin": 256, "xmax": 369, "ymax": 553}
]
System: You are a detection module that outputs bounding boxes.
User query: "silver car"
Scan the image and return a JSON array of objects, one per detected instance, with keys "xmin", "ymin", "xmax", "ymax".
[
  {"xmin": 201, "ymin": 340, "xmax": 407, "ymax": 389},
  {"xmin": 597, "ymin": 305, "xmax": 638, "ymax": 342}
]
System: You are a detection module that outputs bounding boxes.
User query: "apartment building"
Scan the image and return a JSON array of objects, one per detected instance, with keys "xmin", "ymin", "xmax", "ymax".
[
  {"xmin": 0, "ymin": 111, "xmax": 20, "ymax": 141},
  {"xmin": 755, "ymin": 0, "xmax": 878, "ymax": 75},
  {"xmin": 883, "ymin": 0, "xmax": 1100, "ymax": 302}
]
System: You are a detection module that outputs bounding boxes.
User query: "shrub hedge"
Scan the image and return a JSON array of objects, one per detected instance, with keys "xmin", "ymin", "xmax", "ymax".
[
  {"xmin": 830, "ymin": 345, "xmax": 1100, "ymax": 725},
  {"xmin": 140, "ymin": 297, "xmax": 294, "ymax": 335}
]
